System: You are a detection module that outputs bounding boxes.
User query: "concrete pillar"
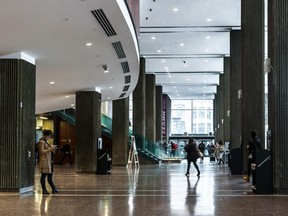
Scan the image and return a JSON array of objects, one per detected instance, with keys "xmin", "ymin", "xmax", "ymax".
[
  {"xmin": 112, "ymin": 98, "xmax": 129, "ymax": 166},
  {"xmin": 241, "ymin": 0, "xmax": 265, "ymax": 173},
  {"xmin": 133, "ymin": 57, "xmax": 146, "ymax": 148},
  {"xmin": 76, "ymin": 91, "xmax": 101, "ymax": 173},
  {"xmin": 0, "ymin": 58, "xmax": 35, "ymax": 192},
  {"xmin": 156, "ymin": 86, "xmax": 163, "ymax": 141},
  {"xmin": 230, "ymin": 30, "xmax": 242, "ymax": 149},
  {"xmin": 162, "ymin": 94, "xmax": 171, "ymax": 142},
  {"xmin": 145, "ymin": 74, "xmax": 156, "ymax": 143},
  {"xmin": 268, "ymin": 0, "xmax": 288, "ymax": 193},
  {"xmin": 224, "ymin": 58, "xmax": 231, "ymax": 143}
]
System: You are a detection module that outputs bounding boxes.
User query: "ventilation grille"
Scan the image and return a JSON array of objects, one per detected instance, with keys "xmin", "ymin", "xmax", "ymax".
[
  {"xmin": 119, "ymin": 93, "xmax": 126, "ymax": 98},
  {"xmin": 121, "ymin": 62, "xmax": 130, "ymax": 73},
  {"xmin": 91, "ymin": 9, "xmax": 117, "ymax": 37},
  {"xmin": 123, "ymin": 85, "xmax": 130, "ymax": 92},
  {"xmin": 125, "ymin": 75, "xmax": 131, "ymax": 84},
  {"xmin": 112, "ymin": 42, "xmax": 126, "ymax": 59}
]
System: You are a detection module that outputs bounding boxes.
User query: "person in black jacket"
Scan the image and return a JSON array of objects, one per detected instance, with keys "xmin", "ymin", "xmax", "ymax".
[
  {"xmin": 184, "ymin": 138, "xmax": 200, "ymax": 177},
  {"xmin": 247, "ymin": 130, "xmax": 261, "ymax": 182}
]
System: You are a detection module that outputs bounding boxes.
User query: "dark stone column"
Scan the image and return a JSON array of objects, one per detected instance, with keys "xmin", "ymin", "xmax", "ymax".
[
  {"xmin": 0, "ymin": 58, "xmax": 35, "ymax": 192},
  {"xmin": 215, "ymin": 87, "xmax": 220, "ymax": 142},
  {"xmin": 268, "ymin": 0, "xmax": 288, "ymax": 192},
  {"xmin": 76, "ymin": 91, "xmax": 101, "ymax": 173},
  {"xmin": 213, "ymin": 98, "xmax": 217, "ymax": 139},
  {"xmin": 219, "ymin": 74, "xmax": 225, "ymax": 142},
  {"xmin": 241, "ymin": 0, "xmax": 265, "ymax": 172},
  {"xmin": 133, "ymin": 57, "xmax": 146, "ymax": 148},
  {"xmin": 224, "ymin": 58, "xmax": 231, "ymax": 143},
  {"xmin": 162, "ymin": 94, "xmax": 171, "ymax": 141},
  {"xmin": 156, "ymin": 86, "xmax": 163, "ymax": 141},
  {"xmin": 145, "ymin": 74, "xmax": 156, "ymax": 143},
  {"xmin": 112, "ymin": 98, "xmax": 129, "ymax": 166},
  {"xmin": 230, "ymin": 30, "xmax": 242, "ymax": 149}
]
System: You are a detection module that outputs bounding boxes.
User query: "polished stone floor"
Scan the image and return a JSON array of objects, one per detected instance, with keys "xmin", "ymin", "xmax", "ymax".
[{"xmin": 1, "ymin": 158, "xmax": 288, "ymax": 216}]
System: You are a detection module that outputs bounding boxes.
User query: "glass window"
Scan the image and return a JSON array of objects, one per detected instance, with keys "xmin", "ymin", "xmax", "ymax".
[{"xmin": 199, "ymin": 111, "xmax": 205, "ymax": 119}]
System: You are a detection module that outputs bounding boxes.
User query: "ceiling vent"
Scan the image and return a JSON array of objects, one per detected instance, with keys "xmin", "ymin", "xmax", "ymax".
[
  {"xmin": 123, "ymin": 85, "xmax": 130, "ymax": 92},
  {"xmin": 119, "ymin": 93, "xmax": 126, "ymax": 98},
  {"xmin": 91, "ymin": 9, "xmax": 117, "ymax": 37},
  {"xmin": 112, "ymin": 42, "xmax": 126, "ymax": 59},
  {"xmin": 121, "ymin": 62, "xmax": 130, "ymax": 73},
  {"xmin": 125, "ymin": 75, "xmax": 131, "ymax": 84}
]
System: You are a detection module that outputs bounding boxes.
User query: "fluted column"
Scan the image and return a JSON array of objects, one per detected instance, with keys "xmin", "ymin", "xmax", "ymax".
[
  {"xmin": 241, "ymin": 0, "xmax": 265, "ymax": 172},
  {"xmin": 268, "ymin": 0, "xmax": 288, "ymax": 193},
  {"xmin": 230, "ymin": 30, "xmax": 242, "ymax": 149}
]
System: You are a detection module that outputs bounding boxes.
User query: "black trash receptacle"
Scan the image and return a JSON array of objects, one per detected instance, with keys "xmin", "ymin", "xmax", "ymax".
[
  {"xmin": 97, "ymin": 149, "xmax": 108, "ymax": 175},
  {"xmin": 255, "ymin": 149, "xmax": 273, "ymax": 194},
  {"xmin": 230, "ymin": 148, "xmax": 242, "ymax": 175}
]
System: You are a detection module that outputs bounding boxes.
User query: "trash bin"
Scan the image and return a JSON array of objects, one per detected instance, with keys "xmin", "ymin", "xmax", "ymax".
[{"xmin": 230, "ymin": 148, "xmax": 242, "ymax": 175}]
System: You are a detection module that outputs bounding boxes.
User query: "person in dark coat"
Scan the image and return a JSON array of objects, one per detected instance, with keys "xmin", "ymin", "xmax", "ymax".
[
  {"xmin": 246, "ymin": 130, "xmax": 261, "ymax": 183},
  {"xmin": 184, "ymin": 138, "xmax": 200, "ymax": 177}
]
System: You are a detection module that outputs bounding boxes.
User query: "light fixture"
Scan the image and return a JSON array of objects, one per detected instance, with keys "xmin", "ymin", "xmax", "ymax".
[
  {"xmin": 151, "ymin": 36, "xmax": 156, "ymax": 40},
  {"xmin": 157, "ymin": 49, "xmax": 162, "ymax": 53},
  {"xmin": 186, "ymin": 78, "xmax": 190, "ymax": 81},
  {"xmin": 205, "ymin": 59, "xmax": 209, "ymax": 62},
  {"xmin": 107, "ymin": 97, "xmax": 111, "ymax": 100},
  {"xmin": 65, "ymin": 95, "xmax": 70, "ymax": 98},
  {"xmin": 40, "ymin": 116, "xmax": 48, "ymax": 120},
  {"xmin": 173, "ymin": 8, "xmax": 179, "ymax": 12},
  {"xmin": 86, "ymin": 43, "xmax": 92, "ymax": 46},
  {"xmin": 162, "ymin": 60, "xmax": 166, "ymax": 63},
  {"xmin": 168, "ymin": 74, "xmax": 172, "ymax": 78},
  {"xmin": 171, "ymin": 81, "xmax": 175, "ymax": 84},
  {"xmin": 50, "ymin": 81, "xmax": 55, "ymax": 85},
  {"xmin": 103, "ymin": 65, "xmax": 109, "ymax": 73},
  {"xmin": 173, "ymin": 86, "xmax": 176, "ymax": 89},
  {"xmin": 207, "ymin": 18, "xmax": 212, "ymax": 22},
  {"xmin": 206, "ymin": 36, "xmax": 211, "ymax": 39},
  {"xmin": 71, "ymin": 104, "xmax": 75, "ymax": 107},
  {"xmin": 109, "ymin": 86, "xmax": 113, "ymax": 89},
  {"xmin": 184, "ymin": 64, "xmax": 188, "ymax": 67},
  {"xmin": 180, "ymin": 43, "xmax": 184, "ymax": 46},
  {"xmin": 205, "ymin": 49, "xmax": 210, "ymax": 52},
  {"xmin": 189, "ymin": 88, "xmax": 192, "ymax": 91}
]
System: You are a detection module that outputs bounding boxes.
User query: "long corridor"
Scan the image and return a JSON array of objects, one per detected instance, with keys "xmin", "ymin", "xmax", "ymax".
[{"xmin": 0, "ymin": 160, "xmax": 287, "ymax": 216}]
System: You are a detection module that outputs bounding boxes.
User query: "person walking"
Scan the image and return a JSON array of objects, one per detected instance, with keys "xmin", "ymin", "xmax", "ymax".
[
  {"xmin": 60, "ymin": 139, "xmax": 73, "ymax": 165},
  {"xmin": 38, "ymin": 130, "xmax": 58, "ymax": 194},
  {"xmin": 184, "ymin": 138, "xmax": 201, "ymax": 177}
]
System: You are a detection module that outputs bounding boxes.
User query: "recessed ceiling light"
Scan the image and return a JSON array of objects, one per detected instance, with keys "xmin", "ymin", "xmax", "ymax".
[
  {"xmin": 71, "ymin": 104, "xmax": 75, "ymax": 107},
  {"xmin": 103, "ymin": 65, "xmax": 109, "ymax": 73},
  {"xmin": 50, "ymin": 81, "xmax": 55, "ymax": 85},
  {"xmin": 205, "ymin": 49, "xmax": 210, "ymax": 52},
  {"xmin": 186, "ymin": 78, "xmax": 190, "ymax": 81},
  {"xmin": 207, "ymin": 18, "xmax": 212, "ymax": 22},
  {"xmin": 173, "ymin": 86, "xmax": 176, "ymax": 89},
  {"xmin": 109, "ymin": 86, "xmax": 113, "ymax": 89},
  {"xmin": 168, "ymin": 75, "xmax": 172, "ymax": 78},
  {"xmin": 107, "ymin": 97, "xmax": 111, "ymax": 100},
  {"xmin": 162, "ymin": 60, "xmax": 166, "ymax": 63},
  {"xmin": 205, "ymin": 59, "xmax": 209, "ymax": 62},
  {"xmin": 171, "ymin": 81, "xmax": 175, "ymax": 84},
  {"xmin": 173, "ymin": 8, "xmax": 179, "ymax": 12},
  {"xmin": 65, "ymin": 95, "xmax": 70, "ymax": 98},
  {"xmin": 151, "ymin": 36, "xmax": 156, "ymax": 40},
  {"xmin": 206, "ymin": 36, "xmax": 211, "ymax": 39},
  {"xmin": 175, "ymin": 90, "xmax": 178, "ymax": 93},
  {"xmin": 189, "ymin": 88, "xmax": 192, "ymax": 91},
  {"xmin": 157, "ymin": 49, "xmax": 162, "ymax": 53},
  {"xmin": 180, "ymin": 43, "xmax": 184, "ymax": 46},
  {"xmin": 86, "ymin": 43, "xmax": 92, "ymax": 46},
  {"xmin": 184, "ymin": 64, "xmax": 188, "ymax": 67}
]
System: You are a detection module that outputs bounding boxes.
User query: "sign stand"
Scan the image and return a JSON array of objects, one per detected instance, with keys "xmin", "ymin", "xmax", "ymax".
[{"xmin": 127, "ymin": 136, "xmax": 140, "ymax": 168}]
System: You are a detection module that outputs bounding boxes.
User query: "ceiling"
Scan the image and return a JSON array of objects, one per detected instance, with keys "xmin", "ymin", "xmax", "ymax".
[
  {"xmin": 139, "ymin": 0, "xmax": 241, "ymax": 100},
  {"xmin": 0, "ymin": 0, "xmax": 139, "ymax": 114}
]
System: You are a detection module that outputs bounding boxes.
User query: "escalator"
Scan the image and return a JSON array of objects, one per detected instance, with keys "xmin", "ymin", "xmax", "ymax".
[{"xmin": 53, "ymin": 109, "xmax": 165, "ymax": 164}]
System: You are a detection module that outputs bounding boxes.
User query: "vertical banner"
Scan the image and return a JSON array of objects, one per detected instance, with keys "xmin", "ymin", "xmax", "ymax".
[{"xmin": 162, "ymin": 96, "xmax": 166, "ymax": 139}]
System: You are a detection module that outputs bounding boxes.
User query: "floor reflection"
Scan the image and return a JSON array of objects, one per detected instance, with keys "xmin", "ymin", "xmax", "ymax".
[{"xmin": 127, "ymin": 167, "xmax": 139, "ymax": 216}]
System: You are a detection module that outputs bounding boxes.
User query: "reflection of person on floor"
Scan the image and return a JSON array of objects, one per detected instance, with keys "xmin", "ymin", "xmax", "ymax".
[
  {"xmin": 60, "ymin": 140, "xmax": 73, "ymax": 165},
  {"xmin": 185, "ymin": 138, "xmax": 201, "ymax": 177}
]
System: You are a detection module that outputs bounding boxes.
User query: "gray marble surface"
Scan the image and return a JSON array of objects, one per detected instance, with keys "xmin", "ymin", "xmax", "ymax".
[{"xmin": 0, "ymin": 159, "xmax": 287, "ymax": 216}]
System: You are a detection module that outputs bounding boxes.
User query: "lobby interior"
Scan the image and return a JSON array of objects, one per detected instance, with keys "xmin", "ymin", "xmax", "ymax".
[{"xmin": 1, "ymin": 0, "xmax": 288, "ymax": 215}]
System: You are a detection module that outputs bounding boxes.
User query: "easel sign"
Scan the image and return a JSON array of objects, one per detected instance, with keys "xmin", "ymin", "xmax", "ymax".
[{"xmin": 127, "ymin": 136, "xmax": 140, "ymax": 168}]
